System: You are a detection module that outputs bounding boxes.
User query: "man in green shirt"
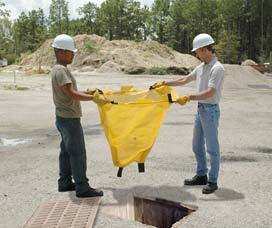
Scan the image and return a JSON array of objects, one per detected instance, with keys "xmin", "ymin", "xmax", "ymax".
[{"xmin": 51, "ymin": 34, "xmax": 109, "ymax": 198}]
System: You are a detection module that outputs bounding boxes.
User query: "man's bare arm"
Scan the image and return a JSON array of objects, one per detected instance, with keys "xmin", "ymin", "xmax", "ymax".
[
  {"xmin": 189, "ymin": 87, "xmax": 216, "ymax": 101},
  {"xmin": 165, "ymin": 75, "xmax": 194, "ymax": 86},
  {"xmin": 62, "ymin": 83, "xmax": 93, "ymax": 101}
]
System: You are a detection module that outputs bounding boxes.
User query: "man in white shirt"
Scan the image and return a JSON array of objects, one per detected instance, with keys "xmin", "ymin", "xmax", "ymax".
[{"xmin": 151, "ymin": 33, "xmax": 224, "ymax": 194}]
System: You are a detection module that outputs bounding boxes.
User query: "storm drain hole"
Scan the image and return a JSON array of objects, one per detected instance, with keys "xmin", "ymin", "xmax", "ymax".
[
  {"xmin": 134, "ymin": 196, "xmax": 195, "ymax": 227},
  {"xmin": 103, "ymin": 195, "xmax": 196, "ymax": 228}
]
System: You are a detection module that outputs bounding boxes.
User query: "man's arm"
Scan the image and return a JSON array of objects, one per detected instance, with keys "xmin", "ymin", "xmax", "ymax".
[
  {"xmin": 189, "ymin": 87, "xmax": 216, "ymax": 101},
  {"xmin": 62, "ymin": 83, "xmax": 93, "ymax": 101},
  {"xmin": 165, "ymin": 75, "xmax": 194, "ymax": 86}
]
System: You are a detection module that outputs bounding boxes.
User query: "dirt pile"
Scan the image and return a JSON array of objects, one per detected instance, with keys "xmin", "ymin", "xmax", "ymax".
[
  {"xmin": 18, "ymin": 34, "xmax": 200, "ymax": 74},
  {"xmin": 3, "ymin": 34, "xmax": 271, "ymax": 88},
  {"xmin": 224, "ymin": 64, "xmax": 272, "ymax": 88},
  {"xmin": 241, "ymin": 59, "xmax": 257, "ymax": 66}
]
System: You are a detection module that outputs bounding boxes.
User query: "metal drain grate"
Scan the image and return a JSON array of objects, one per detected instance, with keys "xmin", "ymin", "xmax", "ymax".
[{"xmin": 24, "ymin": 197, "xmax": 101, "ymax": 228}]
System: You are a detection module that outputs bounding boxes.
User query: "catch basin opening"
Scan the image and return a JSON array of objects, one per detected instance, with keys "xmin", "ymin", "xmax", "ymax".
[
  {"xmin": 103, "ymin": 195, "xmax": 197, "ymax": 227},
  {"xmin": 134, "ymin": 196, "xmax": 195, "ymax": 227}
]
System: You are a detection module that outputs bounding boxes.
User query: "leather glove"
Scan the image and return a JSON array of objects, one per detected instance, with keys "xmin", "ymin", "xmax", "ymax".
[
  {"xmin": 149, "ymin": 81, "xmax": 165, "ymax": 90},
  {"xmin": 86, "ymin": 88, "xmax": 103, "ymax": 95},
  {"xmin": 176, "ymin": 95, "xmax": 190, "ymax": 106},
  {"xmin": 92, "ymin": 91, "xmax": 111, "ymax": 106}
]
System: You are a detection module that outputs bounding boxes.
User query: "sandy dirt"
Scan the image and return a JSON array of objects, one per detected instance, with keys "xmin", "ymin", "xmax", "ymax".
[
  {"xmin": 0, "ymin": 68, "xmax": 272, "ymax": 228},
  {"xmin": 16, "ymin": 34, "xmax": 200, "ymax": 74}
]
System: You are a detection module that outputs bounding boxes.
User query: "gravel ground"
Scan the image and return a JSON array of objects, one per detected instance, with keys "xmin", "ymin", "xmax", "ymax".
[{"xmin": 0, "ymin": 70, "xmax": 272, "ymax": 228}]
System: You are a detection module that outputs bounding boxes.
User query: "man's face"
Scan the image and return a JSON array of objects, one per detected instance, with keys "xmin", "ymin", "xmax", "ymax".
[
  {"xmin": 195, "ymin": 48, "xmax": 205, "ymax": 61},
  {"xmin": 55, "ymin": 49, "xmax": 74, "ymax": 65},
  {"xmin": 63, "ymin": 50, "xmax": 74, "ymax": 64}
]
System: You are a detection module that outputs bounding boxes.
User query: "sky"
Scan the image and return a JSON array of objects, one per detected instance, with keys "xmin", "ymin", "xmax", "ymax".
[{"xmin": 2, "ymin": 0, "xmax": 154, "ymax": 20}]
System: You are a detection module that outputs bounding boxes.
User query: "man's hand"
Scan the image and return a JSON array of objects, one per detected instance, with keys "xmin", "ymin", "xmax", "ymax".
[
  {"xmin": 86, "ymin": 88, "xmax": 103, "ymax": 95},
  {"xmin": 86, "ymin": 89, "xmax": 96, "ymax": 95},
  {"xmin": 92, "ymin": 91, "xmax": 111, "ymax": 106},
  {"xmin": 149, "ymin": 81, "xmax": 165, "ymax": 90},
  {"xmin": 176, "ymin": 95, "xmax": 190, "ymax": 106}
]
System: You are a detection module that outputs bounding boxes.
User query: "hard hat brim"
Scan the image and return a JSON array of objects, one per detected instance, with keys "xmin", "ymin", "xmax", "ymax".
[
  {"xmin": 191, "ymin": 47, "xmax": 197, "ymax": 52},
  {"xmin": 52, "ymin": 44, "xmax": 78, "ymax": 52},
  {"xmin": 191, "ymin": 41, "xmax": 214, "ymax": 52}
]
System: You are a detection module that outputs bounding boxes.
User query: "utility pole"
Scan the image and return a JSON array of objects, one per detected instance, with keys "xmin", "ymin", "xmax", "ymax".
[{"xmin": 261, "ymin": 0, "xmax": 264, "ymax": 57}]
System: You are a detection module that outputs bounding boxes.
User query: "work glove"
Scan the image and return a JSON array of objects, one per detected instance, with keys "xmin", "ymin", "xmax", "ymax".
[
  {"xmin": 92, "ymin": 91, "xmax": 112, "ymax": 106},
  {"xmin": 149, "ymin": 81, "xmax": 165, "ymax": 90},
  {"xmin": 86, "ymin": 88, "xmax": 103, "ymax": 95},
  {"xmin": 176, "ymin": 95, "xmax": 190, "ymax": 106}
]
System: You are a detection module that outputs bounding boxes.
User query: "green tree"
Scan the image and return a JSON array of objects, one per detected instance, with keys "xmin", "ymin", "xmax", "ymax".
[
  {"xmin": 0, "ymin": 0, "xmax": 12, "ymax": 60},
  {"xmin": 140, "ymin": 6, "xmax": 152, "ymax": 40},
  {"xmin": 13, "ymin": 9, "xmax": 47, "ymax": 55},
  {"xmin": 167, "ymin": 0, "xmax": 187, "ymax": 52},
  {"xmin": 122, "ymin": 0, "xmax": 150, "ymax": 40},
  {"xmin": 0, "ymin": 17, "xmax": 15, "ymax": 62},
  {"xmin": 95, "ymin": 0, "xmax": 148, "ymax": 41},
  {"xmin": 0, "ymin": 0, "xmax": 271, "ymax": 65},
  {"xmin": 95, "ymin": 0, "xmax": 119, "ymax": 40},
  {"xmin": 69, "ymin": 19, "xmax": 86, "ymax": 36},
  {"xmin": 77, "ymin": 2, "xmax": 97, "ymax": 34},
  {"xmin": 0, "ymin": 0, "xmax": 9, "ymax": 18},
  {"xmin": 214, "ymin": 30, "xmax": 240, "ymax": 64},
  {"xmin": 151, "ymin": 0, "xmax": 171, "ymax": 43},
  {"xmin": 216, "ymin": 0, "xmax": 272, "ymax": 62},
  {"xmin": 49, "ymin": 0, "xmax": 69, "ymax": 36}
]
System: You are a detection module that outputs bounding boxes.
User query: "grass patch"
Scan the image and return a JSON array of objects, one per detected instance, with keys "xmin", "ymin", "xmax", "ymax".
[
  {"xmin": 3, "ymin": 84, "xmax": 29, "ymax": 91},
  {"xmin": 126, "ymin": 66, "xmax": 190, "ymax": 75},
  {"xmin": 144, "ymin": 67, "xmax": 168, "ymax": 75},
  {"xmin": 126, "ymin": 66, "xmax": 146, "ymax": 74},
  {"xmin": 84, "ymin": 39, "xmax": 99, "ymax": 52}
]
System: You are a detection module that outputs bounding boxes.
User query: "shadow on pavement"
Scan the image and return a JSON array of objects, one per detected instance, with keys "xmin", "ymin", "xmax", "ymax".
[{"xmin": 199, "ymin": 188, "xmax": 245, "ymax": 201}]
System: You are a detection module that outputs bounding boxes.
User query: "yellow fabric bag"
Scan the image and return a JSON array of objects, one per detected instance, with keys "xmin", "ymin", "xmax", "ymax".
[{"xmin": 97, "ymin": 85, "xmax": 179, "ymax": 176}]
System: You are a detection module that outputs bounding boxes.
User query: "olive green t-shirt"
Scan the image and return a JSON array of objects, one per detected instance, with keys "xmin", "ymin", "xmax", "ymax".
[{"xmin": 51, "ymin": 64, "xmax": 82, "ymax": 118}]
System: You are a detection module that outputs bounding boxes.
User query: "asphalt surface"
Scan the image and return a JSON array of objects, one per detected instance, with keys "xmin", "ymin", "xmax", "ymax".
[{"xmin": 0, "ymin": 71, "xmax": 272, "ymax": 228}]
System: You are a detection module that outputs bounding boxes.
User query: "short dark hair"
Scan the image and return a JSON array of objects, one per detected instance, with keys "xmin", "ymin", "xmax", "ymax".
[
  {"xmin": 204, "ymin": 44, "xmax": 215, "ymax": 53},
  {"xmin": 54, "ymin": 48, "xmax": 62, "ymax": 54}
]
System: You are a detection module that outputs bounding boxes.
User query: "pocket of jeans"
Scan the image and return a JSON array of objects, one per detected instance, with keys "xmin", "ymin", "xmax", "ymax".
[{"xmin": 210, "ymin": 107, "xmax": 220, "ymax": 122}]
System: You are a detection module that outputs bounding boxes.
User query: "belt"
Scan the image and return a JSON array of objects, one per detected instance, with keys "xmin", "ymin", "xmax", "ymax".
[{"xmin": 198, "ymin": 103, "xmax": 218, "ymax": 107}]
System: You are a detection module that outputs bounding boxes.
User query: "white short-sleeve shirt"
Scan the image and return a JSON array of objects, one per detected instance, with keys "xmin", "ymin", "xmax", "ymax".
[{"xmin": 188, "ymin": 57, "xmax": 224, "ymax": 104}]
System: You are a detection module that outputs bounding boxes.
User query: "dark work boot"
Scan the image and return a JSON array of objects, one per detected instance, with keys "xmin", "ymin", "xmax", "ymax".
[
  {"xmin": 184, "ymin": 175, "xmax": 208, "ymax": 186},
  {"xmin": 58, "ymin": 183, "xmax": 76, "ymax": 192},
  {"xmin": 76, "ymin": 187, "xmax": 104, "ymax": 198},
  {"xmin": 202, "ymin": 182, "xmax": 218, "ymax": 194}
]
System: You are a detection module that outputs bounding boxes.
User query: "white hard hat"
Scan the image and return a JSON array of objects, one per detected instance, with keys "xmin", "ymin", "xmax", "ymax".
[
  {"xmin": 191, "ymin": 33, "xmax": 214, "ymax": 52},
  {"xmin": 52, "ymin": 34, "xmax": 77, "ymax": 52}
]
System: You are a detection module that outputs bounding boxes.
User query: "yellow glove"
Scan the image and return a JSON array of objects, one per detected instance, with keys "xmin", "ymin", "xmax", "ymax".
[
  {"xmin": 149, "ymin": 81, "xmax": 165, "ymax": 90},
  {"xmin": 176, "ymin": 95, "xmax": 190, "ymax": 106},
  {"xmin": 86, "ymin": 88, "xmax": 103, "ymax": 95},
  {"xmin": 92, "ymin": 91, "xmax": 111, "ymax": 106}
]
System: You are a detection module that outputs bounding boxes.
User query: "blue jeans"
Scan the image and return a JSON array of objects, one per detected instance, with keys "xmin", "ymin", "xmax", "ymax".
[
  {"xmin": 192, "ymin": 103, "xmax": 220, "ymax": 183},
  {"xmin": 56, "ymin": 116, "xmax": 90, "ymax": 193}
]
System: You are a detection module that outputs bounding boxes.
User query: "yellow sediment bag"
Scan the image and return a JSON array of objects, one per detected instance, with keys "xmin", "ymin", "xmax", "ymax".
[{"xmin": 96, "ymin": 85, "xmax": 179, "ymax": 177}]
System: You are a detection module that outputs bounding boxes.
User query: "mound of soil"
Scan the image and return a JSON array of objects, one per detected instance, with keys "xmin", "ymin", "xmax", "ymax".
[
  {"xmin": 224, "ymin": 64, "xmax": 272, "ymax": 88},
  {"xmin": 19, "ymin": 34, "xmax": 200, "ymax": 74}
]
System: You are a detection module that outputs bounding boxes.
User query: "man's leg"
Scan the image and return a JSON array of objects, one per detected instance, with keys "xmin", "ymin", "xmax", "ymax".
[
  {"xmin": 56, "ymin": 118, "xmax": 74, "ymax": 191},
  {"xmin": 57, "ymin": 117, "xmax": 103, "ymax": 197},
  {"xmin": 193, "ymin": 109, "xmax": 208, "ymax": 176},
  {"xmin": 56, "ymin": 117, "xmax": 90, "ymax": 193},
  {"xmin": 201, "ymin": 105, "xmax": 220, "ymax": 194},
  {"xmin": 201, "ymin": 105, "xmax": 220, "ymax": 183},
  {"xmin": 184, "ymin": 108, "xmax": 208, "ymax": 186}
]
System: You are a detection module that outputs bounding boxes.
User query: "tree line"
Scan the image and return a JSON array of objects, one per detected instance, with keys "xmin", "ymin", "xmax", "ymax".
[{"xmin": 0, "ymin": 0, "xmax": 271, "ymax": 65}]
